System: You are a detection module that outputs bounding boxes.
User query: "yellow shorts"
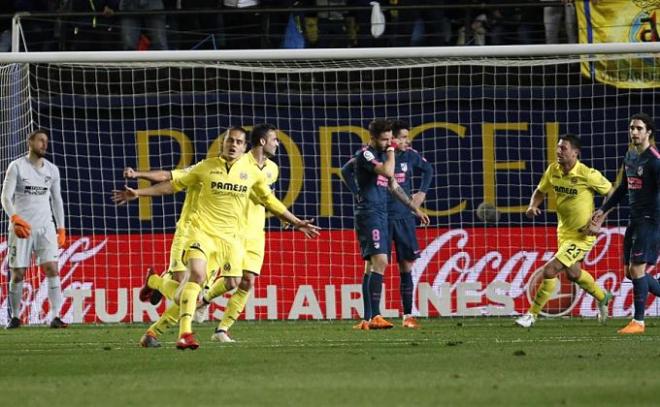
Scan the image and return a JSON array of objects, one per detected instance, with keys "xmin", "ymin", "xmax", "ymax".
[
  {"xmin": 555, "ymin": 235, "xmax": 595, "ymax": 268},
  {"xmin": 183, "ymin": 228, "xmax": 244, "ymax": 279},
  {"xmin": 169, "ymin": 223, "xmax": 191, "ymax": 273},
  {"xmin": 242, "ymin": 232, "xmax": 265, "ymax": 274}
]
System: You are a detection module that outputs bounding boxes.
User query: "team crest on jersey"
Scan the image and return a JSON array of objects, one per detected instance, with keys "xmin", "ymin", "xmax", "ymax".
[
  {"xmin": 571, "ymin": 177, "xmax": 577, "ymax": 184},
  {"xmin": 400, "ymin": 163, "xmax": 408, "ymax": 172},
  {"xmin": 223, "ymin": 263, "xmax": 231, "ymax": 272},
  {"xmin": 638, "ymin": 167, "xmax": 644, "ymax": 176},
  {"xmin": 44, "ymin": 176, "xmax": 52, "ymax": 183},
  {"xmin": 363, "ymin": 150, "xmax": 375, "ymax": 161},
  {"xmin": 240, "ymin": 172, "xmax": 248, "ymax": 180},
  {"xmin": 266, "ymin": 171, "xmax": 272, "ymax": 179}
]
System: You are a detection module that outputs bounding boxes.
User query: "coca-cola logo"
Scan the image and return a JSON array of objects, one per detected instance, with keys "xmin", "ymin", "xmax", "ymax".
[
  {"xmin": 0, "ymin": 236, "xmax": 107, "ymax": 325},
  {"xmin": 411, "ymin": 227, "xmax": 644, "ymax": 318}
]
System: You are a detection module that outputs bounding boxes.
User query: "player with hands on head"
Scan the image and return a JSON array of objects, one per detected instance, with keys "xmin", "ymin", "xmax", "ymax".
[{"xmin": 341, "ymin": 119, "xmax": 428, "ymax": 331}]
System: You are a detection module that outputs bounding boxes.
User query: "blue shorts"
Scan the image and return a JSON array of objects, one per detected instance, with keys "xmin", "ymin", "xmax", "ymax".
[
  {"xmin": 355, "ymin": 212, "xmax": 389, "ymax": 260},
  {"xmin": 623, "ymin": 219, "xmax": 660, "ymax": 265},
  {"xmin": 388, "ymin": 216, "xmax": 420, "ymax": 262}
]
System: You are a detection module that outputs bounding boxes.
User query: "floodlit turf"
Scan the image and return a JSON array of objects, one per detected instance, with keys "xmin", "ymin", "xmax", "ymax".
[{"xmin": 1, "ymin": 318, "xmax": 658, "ymax": 406}]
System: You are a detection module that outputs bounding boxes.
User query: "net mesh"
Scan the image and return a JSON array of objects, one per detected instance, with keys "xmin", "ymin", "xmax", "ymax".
[{"xmin": 0, "ymin": 51, "xmax": 658, "ymax": 324}]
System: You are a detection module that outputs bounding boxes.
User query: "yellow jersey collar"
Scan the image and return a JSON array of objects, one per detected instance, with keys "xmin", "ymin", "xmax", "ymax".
[{"xmin": 557, "ymin": 160, "xmax": 581, "ymax": 176}]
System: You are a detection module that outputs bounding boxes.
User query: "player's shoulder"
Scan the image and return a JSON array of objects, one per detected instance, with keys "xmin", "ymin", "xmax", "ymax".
[
  {"xmin": 264, "ymin": 157, "xmax": 278, "ymax": 169},
  {"xmin": 543, "ymin": 162, "xmax": 560, "ymax": 176},
  {"xmin": 646, "ymin": 145, "xmax": 660, "ymax": 161},
  {"xmin": 357, "ymin": 145, "xmax": 379, "ymax": 162},
  {"xmin": 186, "ymin": 160, "xmax": 205, "ymax": 171},
  {"xmin": 7, "ymin": 156, "xmax": 25, "ymax": 170},
  {"xmin": 42, "ymin": 159, "xmax": 60, "ymax": 174},
  {"xmin": 574, "ymin": 160, "xmax": 597, "ymax": 174},
  {"xmin": 264, "ymin": 158, "xmax": 279, "ymax": 173}
]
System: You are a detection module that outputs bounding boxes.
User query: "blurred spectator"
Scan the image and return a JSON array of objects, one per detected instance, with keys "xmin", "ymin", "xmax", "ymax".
[
  {"xmin": 0, "ymin": 3, "xmax": 15, "ymax": 52},
  {"xmin": 354, "ymin": 0, "xmax": 386, "ymax": 47},
  {"xmin": 414, "ymin": 0, "xmax": 451, "ymax": 47},
  {"xmin": 542, "ymin": 0, "xmax": 577, "ymax": 44},
  {"xmin": 64, "ymin": 0, "xmax": 117, "ymax": 51},
  {"xmin": 456, "ymin": 12, "xmax": 488, "ymax": 46},
  {"xmin": 262, "ymin": 0, "xmax": 297, "ymax": 49},
  {"xmin": 222, "ymin": 0, "xmax": 263, "ymax": 49},
  {"xmin": 510, "ymin": 4, "xmax": 543, "ymax": 45},
  {"xmin": 178, "ymin": 0, "xmax": 225, "ymax": 49},
  {"xmin": 305, "ymin": 0, "xmax": 355, "ymax": 48},
  {"xmin": 279, "ymin": 1, "xmax": 305, "ymax": 48},
  {"xmin": 119, "ymin": 0, "xmax": 169, "ymax": 50},
  {"xmin": 386, "ymin": 0, "xmax": 415, "ymax": 47}
]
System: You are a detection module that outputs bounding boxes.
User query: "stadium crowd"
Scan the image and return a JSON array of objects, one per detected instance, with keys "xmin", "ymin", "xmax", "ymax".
[{"xmin": 0, "ymin": 1, "xmax": 586, "ymax": 52}]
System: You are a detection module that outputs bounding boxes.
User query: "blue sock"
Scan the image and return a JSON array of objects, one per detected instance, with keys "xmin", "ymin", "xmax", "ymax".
[
  {"xmin": 369, "ymin": 273, "xmax": 384, "ymax": 317},
  {"xmin": 645, "ymin": 274, "xmax": 660, "ymax": 297},
  {"xmin": 632, "ymin": 276, "xmax": 649, "ymax": 321},
  {"xmin": 400, "ymin": 272, "xmax": 413, "ymax": 315},
  {"xmin": 362, "ymin": 273, "xmax": 372, "ymax": 321}
]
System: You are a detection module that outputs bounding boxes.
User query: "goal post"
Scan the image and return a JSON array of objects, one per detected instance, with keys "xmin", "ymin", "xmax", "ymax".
[{"xmin": 0, "ymin": 43, "xmax": 659, "ymax": 325}]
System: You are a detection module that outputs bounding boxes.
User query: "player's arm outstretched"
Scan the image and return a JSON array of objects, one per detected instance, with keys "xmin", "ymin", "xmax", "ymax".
[
  {"xmin": 123, "ymin": 167, "xmax": 172, "ymax": 183},
  {"xmin": 112, "ymin": 181, "xmax": 176, "ymax": 205},
  {"xmin": 252, "ymin": 176, "xmax": 320, "ymax": 238}
]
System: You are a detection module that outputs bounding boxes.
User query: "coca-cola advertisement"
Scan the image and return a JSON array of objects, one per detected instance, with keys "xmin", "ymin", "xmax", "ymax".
[{"xmin": 1, "ymin": 227, "xmax": 656, "ymax": 325}]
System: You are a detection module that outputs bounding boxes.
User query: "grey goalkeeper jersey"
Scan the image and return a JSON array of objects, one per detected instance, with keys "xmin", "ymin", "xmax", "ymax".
[{"xmin": 1, "ymin": 156, "xmax": 65, "ymax": 229}]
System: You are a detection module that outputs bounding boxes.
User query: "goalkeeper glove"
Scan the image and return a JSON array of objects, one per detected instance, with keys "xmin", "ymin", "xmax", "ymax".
[
  {"xmin": 57, "ymin": 228, "xmax": 66, "ymax": 247},
  {"xmin": 10, "ymin": 214, "xmax": 31, "ymax": 238}
]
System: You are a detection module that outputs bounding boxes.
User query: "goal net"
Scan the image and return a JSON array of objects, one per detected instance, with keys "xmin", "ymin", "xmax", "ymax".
[{"xmin": 0, "ymin": 46, "xmax": 659, "ymax": 325}]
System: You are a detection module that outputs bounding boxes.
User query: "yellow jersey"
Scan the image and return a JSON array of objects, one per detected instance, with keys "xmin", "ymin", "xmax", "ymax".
[
  {"xmin": 245, "ymin": 152, "xmax": 280, "ymax": 237},
  {"xmin": 537, "ymin": 160, "xmax": 612, "ymax": 239},
  {"xmin": 171, "ymin": 154, "xmax": 287, "ymax": 237},
  {"xmin": 171, "ymin": 162, "xmax": 203, "ymax": 227}
]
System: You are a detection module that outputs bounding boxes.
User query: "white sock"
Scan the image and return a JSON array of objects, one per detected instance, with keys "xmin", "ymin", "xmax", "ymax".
[
  {"xmin": 8, "ymin": 281, "xmax": 23, "ymax": 319},
  {"xmin": 633, "ymin": 319, "xmax": 645, "ymax": 326},
  {"xmin": 47, "ymin": 276, "xmax": 63, "ymax": 319}
]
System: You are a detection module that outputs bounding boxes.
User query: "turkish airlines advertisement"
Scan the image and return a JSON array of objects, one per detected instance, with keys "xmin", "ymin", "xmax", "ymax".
[{"xmin": 1, "ymin": 226, "xmax": 657, "ymax": 325}]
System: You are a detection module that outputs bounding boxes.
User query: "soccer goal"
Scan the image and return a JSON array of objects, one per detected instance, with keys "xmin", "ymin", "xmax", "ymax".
[{"xmin": 0, "ymin": 42, "xmax": 659, "ymax": 325}]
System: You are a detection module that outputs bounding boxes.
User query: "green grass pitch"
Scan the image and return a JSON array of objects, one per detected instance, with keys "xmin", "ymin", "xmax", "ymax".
[{"xmin": 1, "ymin": 318, "xmax": 658, "ymax": 406}]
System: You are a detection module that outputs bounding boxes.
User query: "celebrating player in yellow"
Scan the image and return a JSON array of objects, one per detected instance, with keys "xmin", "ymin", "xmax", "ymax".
[
  {"xmin": 113, "ymin": 128, "xmax": 320, "ymax": 350},
  {"xmin": 120, "ymin": 128, "xmax": 244, "ymax": 348},
  {"xmin": 195, "ymin": 123, "xmax": 282, "ymax": 342},
  {"xmin": 516, "ymin": 134, "xmax": 613, "ymax": 328}
]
